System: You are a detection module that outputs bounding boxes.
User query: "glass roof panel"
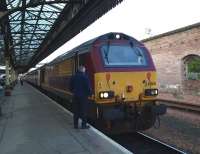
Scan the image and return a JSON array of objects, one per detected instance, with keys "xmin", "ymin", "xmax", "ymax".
[
  {"xmin": 52, "ymin": 4, "xmax": 65, "ymax": 10},
  {"xmin": 6, "ymin": 0, "xmax": 22, "ymax": 9},
  {"xmin": 27, "ymin": 5, "xmax": 42, "ymax": 11},
  {"xmin": 45, "ymin": 5, "xmax": 61, "ymax": 12},
  {"xmin": 9, "ymin": 11, "xmax": 21, "ymax": 20},
  {"xmin": 5, "ymin": 0, "xmax": 66, "ymax": 66}
]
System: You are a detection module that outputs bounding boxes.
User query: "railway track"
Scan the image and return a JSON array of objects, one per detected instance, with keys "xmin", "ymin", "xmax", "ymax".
[
  {"xmin": 109, "ymin": 132, "xmax": 187, "ymax": 154},
  {"xmin": 157, "ymin": 99, "xmax": 200, "ymax": 113}
]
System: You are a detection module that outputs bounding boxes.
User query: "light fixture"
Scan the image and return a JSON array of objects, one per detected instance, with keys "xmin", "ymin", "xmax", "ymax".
[{"xmin": 115, "ymin": 34, "xmax": 120, "ymax": 39}]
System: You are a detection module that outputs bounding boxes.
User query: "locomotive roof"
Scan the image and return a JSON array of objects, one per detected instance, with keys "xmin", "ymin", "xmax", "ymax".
[{"xmin": 49, "ymin": 32, "xmax": 139, "ymax": 65}]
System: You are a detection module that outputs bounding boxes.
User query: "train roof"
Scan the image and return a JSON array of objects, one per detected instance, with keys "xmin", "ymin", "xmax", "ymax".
[{"xmin": 49, "ymin": 32, "xmax": 140, "ymax": 65}]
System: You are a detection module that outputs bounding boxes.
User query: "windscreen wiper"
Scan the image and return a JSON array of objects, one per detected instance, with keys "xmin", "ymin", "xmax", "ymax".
[
  {"xmin": 130, "ymin": 41, "xmax": 134, "ymax": 48},
  {"xmin": 104, "ymin": 41, "xmax": 110, "ymax": 64},
  {"xmin": 130, "ymin": 41, "xmax": 142, "ymax": 56},
  {"xmin": 104, "ymin": 49, "xmax": 109, "ymax": 64}
]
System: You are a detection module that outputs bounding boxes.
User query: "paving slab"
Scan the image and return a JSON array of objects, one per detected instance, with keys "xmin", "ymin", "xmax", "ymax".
[{"xmin": 0, "ymin": 83, "xmax": 131, "ymax": 154}]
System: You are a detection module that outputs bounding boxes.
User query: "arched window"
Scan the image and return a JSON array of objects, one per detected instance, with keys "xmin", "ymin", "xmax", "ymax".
[{"xmin": 182, "ymin": 54, "xmax": 200, "ymax": 80}]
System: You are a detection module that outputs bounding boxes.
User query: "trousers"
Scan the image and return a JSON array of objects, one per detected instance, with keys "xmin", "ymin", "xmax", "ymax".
[{"xmin": 73, "ymin": 96, "xmax": 88, "ymax": 128}]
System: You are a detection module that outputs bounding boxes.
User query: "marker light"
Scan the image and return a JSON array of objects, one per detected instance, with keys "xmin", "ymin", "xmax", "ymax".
[
  {"xmin": 116, "ymin": 34, "xmax": 120, "ymax": 39},
  {"xmin": 154, "ymin": 89, "xmax": 158, "ymax": 95},
  {"xmin": 100, "ymin": 93, "xmax": 104, "ymax": 98},
  {"xmin": 145, "ymin": 89, "xmax": 158, "ymax": 96}
]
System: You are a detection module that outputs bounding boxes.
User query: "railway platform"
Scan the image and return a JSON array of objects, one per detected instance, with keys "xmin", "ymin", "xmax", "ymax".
[{"xmin": 0, "ymin": 83, "xmax": 131, "ymax": 154}]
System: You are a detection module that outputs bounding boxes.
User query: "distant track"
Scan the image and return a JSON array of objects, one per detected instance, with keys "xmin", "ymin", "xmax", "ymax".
[{"xmin": 157, "ymin": 99, "xmax": 200, "ymax": 113}]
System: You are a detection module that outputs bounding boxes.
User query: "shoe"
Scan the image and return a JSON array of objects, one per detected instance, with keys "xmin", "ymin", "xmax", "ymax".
[{"xmin": 81, "ymin": 125, "xmax": 90, "ymax": 129}]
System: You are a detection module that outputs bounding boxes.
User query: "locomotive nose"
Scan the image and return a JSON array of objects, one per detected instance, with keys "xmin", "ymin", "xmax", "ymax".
[{"xmin": 95, "ymin": 71, "xmax": 157, "ymax": 102}]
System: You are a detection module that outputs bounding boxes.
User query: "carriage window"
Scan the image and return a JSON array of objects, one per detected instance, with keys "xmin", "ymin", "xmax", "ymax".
[{"xmin": 101, "ymin": 45, "xmax": 147, "ymax": 66}]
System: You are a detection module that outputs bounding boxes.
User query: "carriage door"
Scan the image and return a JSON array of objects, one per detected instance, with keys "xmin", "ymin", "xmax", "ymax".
[
  {"xmin": 40, "ymin": 68, "xmax": 45, "ymax": 86},
  {"xmin": 73, "ymin": 52, "xmax": 79, "ymax": 74},
  {"xmin": 37, "ymin": 70, "xmax": 40, "ymax": 86}
]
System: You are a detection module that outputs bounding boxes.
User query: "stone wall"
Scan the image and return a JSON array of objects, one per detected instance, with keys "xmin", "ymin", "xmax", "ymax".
[{"xmin": 142, "ymin": 23, "xmax": 200, "ymax": 94}]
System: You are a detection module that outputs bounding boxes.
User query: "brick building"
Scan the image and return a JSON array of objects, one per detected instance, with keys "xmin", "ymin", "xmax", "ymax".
[{"xmin": 142, "ymin": 23, "xmax": 200, "ymax": 95}]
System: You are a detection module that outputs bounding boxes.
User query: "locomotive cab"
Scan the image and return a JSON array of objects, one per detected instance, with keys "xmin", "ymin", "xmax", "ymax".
[{"xmin": 92, "ymin": 33, "xmax": 158, "ymax": 103}]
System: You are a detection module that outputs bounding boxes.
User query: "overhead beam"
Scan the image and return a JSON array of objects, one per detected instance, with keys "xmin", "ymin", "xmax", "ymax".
[{"xmin": 19, "ymin": 0, "xmax": 26, "ymax": 62}]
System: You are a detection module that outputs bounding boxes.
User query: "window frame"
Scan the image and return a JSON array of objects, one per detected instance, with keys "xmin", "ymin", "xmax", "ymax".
[{"xmin": 100, "ymin": 44, "xmax": 149, "ymax": 68}]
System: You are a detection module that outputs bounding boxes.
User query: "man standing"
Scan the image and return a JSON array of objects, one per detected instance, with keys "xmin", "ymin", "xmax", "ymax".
[
  {"xmin": 70, "ymin": 66, "xmax": 92, "ymax": 129},
  {"xmin": 20, "ymin": 77, "xmax": 23, "ymax": 86}
]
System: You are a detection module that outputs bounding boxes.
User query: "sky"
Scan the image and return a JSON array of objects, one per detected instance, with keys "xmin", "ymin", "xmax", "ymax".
[{"xmin": 17, "ymin": 0, "xmax": 200, "ymax": 70}]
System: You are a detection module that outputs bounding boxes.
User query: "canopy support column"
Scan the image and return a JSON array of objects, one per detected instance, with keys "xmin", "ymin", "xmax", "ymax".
[
  {"xmin": 10, "ymin": 67, "xmax": 17, "ymax": 88},
  {"xmin": 5, "ymin": 57, "xmax": 11, "ymax": 96}
]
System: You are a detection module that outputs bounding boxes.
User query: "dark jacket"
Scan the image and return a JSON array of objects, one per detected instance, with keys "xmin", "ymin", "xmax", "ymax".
[{"xmin": 70, "ymin": 71, "xmax": 92, "ymax": 98}]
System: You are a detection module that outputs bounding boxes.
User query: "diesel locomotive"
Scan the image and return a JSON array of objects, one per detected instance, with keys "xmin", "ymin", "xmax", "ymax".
[{"xmin": 25, "ymin": 32, "xmax": 166, "ymax": 133}]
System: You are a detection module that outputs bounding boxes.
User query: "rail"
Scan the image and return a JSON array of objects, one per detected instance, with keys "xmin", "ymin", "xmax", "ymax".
[
  {"xmin": 109, "ymin": 132, "xmax": 187, "ymax": 154},
  {"xmin": 137, "ymin": 132, "xmax": 187, "ymax": 154},
  {"xmin": 157, "ymin": 99, "xmax": 200, "ymax": 113}
]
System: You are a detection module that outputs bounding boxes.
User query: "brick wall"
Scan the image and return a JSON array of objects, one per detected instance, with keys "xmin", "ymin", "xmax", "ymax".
[{"xmin": 142, "ymin": 23, "xmax": 200, "ymax": 94}]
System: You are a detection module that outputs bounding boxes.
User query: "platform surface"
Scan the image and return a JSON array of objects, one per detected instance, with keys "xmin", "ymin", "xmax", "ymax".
[{"xmin": 0, "ymin": 83, "xmax": 130, "ymax": 154}]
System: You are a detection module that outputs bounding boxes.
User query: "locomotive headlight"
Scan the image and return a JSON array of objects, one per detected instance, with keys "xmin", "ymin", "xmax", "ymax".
[
  {"xmin": 99, "ymin": 91, "xmax": 114, "ymax": 99},
  {"xmin": 145, "ymin": 89, "xmax": 158, "ymax": 96},
  {"xmin": 151, "ymin": 90, "xmax": 155, "ymax": 95},
  {"xmin": 103, "ymin": 92, "xmax": 109, "ymax": 98}
]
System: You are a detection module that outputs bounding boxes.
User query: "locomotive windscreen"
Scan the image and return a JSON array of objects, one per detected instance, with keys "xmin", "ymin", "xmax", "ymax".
[{"xmin": 101, "ymin": 45, "xmax": 147, "ymax": 66}]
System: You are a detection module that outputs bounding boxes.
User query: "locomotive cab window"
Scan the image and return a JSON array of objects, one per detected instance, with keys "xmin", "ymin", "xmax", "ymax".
[{"xmin": 101, "ymin": 45, "xmax": 147, "ymax": 66}]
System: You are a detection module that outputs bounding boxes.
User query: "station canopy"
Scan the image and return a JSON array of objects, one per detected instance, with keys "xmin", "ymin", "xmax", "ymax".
[{"xmin": 0, "ymin": 0, "xmax": 123, "ymax": 73}]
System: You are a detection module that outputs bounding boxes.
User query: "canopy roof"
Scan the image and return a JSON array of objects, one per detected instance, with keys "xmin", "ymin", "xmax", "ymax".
[{"xmin": 0, "ymin": 0, "xmax": 123, "ymax": 73}]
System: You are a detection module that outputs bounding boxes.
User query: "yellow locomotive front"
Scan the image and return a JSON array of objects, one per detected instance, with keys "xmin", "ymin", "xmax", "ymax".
[
  {"xmin": 89, "ymin": 33, "xmax": 166, "ymax": 132},
  {"xmin": 95, "ymin": 71, "xmax": 158, "ymax": 104}
]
